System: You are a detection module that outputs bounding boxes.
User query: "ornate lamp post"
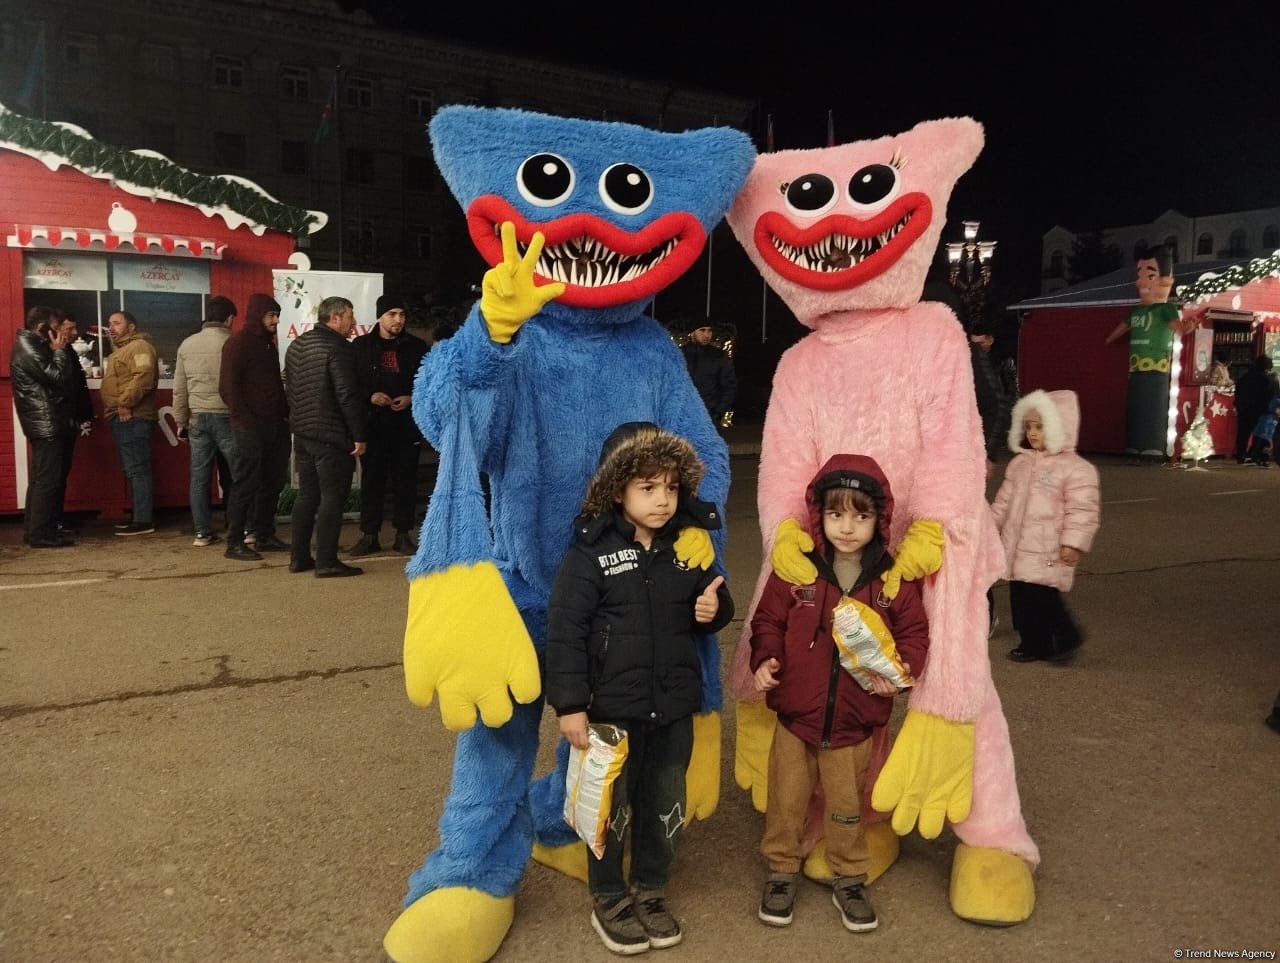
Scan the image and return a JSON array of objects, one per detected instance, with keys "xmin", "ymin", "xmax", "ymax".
[{"xmin": 946, "ymin": 219, "xmax": 997, "ymax": 331}]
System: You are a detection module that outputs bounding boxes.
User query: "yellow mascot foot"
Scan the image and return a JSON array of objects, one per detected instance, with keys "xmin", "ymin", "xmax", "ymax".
[
  {"xmin": 802, "ymin": 821, "xmax": 900, "ymax": 884},
  {"xmin": 383, "ymin": 887, "xmax": 515, "ymax": 963},
  {"xmin": 949, "ymin": 843, "xmax": 1035, "ymax": 926},
  {"xmin": 531, "ymin": 839, "xmax": 588, "ymax": 882}
]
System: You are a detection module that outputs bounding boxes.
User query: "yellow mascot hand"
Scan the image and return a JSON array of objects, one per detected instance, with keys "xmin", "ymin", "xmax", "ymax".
[
  {"xmin": 480, "ymin": 222, "xmax": 566, "ymax": 344},
  {"xmin": 734, "ymin": 699, "xmax": 777, "ymax": 813},
  {"xmin": 403, "ymin": 561, "xmax": 542, "ymax": 731},
  {"xmin": 685, "ymin": 711, "xmax": 720, "ymax": 822},
  {"xmin": 769, "ymin": 517, "xmax": 817, "ymax": 586},
  {"xmin": 870, "ymin": 709, "xmax": 974, "ymax": 839},
  {"xmin": 674, "ymin": 526, "xmax": 714, "ymax": 570},
  {"xmin": 881, "ymin": 518, "xmax": 945, "ymax": 601}
]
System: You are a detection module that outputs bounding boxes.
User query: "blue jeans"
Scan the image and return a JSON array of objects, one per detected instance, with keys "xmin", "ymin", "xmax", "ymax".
[
  {"xmin": 188, "ymin": 413, "xmax": 237, "ymax": 535},
  {"xmin": 110, "ymin": 418, "xmax": 155, "ymax": 525}
]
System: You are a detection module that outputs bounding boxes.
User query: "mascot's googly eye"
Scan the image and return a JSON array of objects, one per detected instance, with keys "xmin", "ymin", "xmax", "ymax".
[
  {"xmin": 846, "ymin": 164, "xmax": 901, "ymax": 211},
  {"xmin": 518, "ymin": 153, "xmax": 575, "ymax": 207},
  {"xmin": 783, "ymin": 174, "xmax": 837, "ymax": 217},
  {"xmin": 599, "ymin": 163, "xmax": 654, "ymax": 215}
]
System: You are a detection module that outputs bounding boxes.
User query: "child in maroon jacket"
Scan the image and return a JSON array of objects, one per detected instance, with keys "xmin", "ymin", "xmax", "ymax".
[{"xmin": 749, "ymin": 453, "xmax": 929, "ymax": 935}]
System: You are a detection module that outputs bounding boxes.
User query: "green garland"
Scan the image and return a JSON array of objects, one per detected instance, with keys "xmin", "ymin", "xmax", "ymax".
[
  {"xmin": 1177, "ymin": 248, "xmax": 1280, "ymax": 306},
  {"xmin": 0, "ymin": 104, "xmax": 324, "ymax": 237}
]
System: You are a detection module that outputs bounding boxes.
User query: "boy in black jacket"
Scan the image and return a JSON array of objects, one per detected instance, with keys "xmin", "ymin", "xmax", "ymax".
[{"xmin": 546, "ymin": 422, "xmax": 734, "ymax": 956}]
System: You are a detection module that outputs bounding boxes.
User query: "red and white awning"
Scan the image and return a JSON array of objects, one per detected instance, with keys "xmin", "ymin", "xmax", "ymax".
[{"xmin": 5, "ymin": 225, "xmax": 226, "ymax": 259}]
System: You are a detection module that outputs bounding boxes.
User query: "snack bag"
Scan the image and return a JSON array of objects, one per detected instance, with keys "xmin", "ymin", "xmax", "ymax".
[
  {"xmin": 564, "ymin": 723, "xmax": 629, "ymax": 859},
  {"xmin": 831, "ymin": 595, "xmax": 914, "ymax": 692}
]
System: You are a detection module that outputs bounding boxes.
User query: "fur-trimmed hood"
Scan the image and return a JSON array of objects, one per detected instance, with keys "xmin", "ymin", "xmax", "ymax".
[
  {"xmin": 1008, "ymin": 389, "xmax": 1079, "ymax": 454},
  {"xmin": 580, "ymin": 422, "xmax": 707, "ymax": 518}
]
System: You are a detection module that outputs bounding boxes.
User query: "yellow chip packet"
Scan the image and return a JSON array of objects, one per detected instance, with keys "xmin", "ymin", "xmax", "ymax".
[
  {"xmin": 831, "ymin": 595, "xmax": 914, "ymax": 692},
  {"xmin": 564, "ymin": 723, "xmax": 629, "ymax": 859}
]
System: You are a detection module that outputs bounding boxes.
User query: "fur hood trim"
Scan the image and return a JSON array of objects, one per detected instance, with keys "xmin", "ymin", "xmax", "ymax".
[
  {"xmin": 581, "ymin": 422, "xmax": 706, "ymax": 517},
  {"xmin": 1008, "ymin": 389, "xmax": 1079, "ymax": 454}
]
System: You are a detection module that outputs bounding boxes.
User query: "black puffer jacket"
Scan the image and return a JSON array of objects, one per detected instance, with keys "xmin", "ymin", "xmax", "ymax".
[
  {"xmin": 284, "ymin": 324, "xmax": 366, "ymax": 450},
  {"xmin": 12, "ymin": 329, "xmax": 73, "ymax": 440},
  {"xmin": 545, "ymin": 511, "xmax": 733, "ymax": 725},
  {"xmin": 681, "ymin": 342, "xmax": 736, "ymax": 422}
]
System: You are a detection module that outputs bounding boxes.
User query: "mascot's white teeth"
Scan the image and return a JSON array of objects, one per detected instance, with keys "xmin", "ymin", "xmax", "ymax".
[
  {"xmin": 772, "ymin": 213, "xmax": 911, "ymax": 272},
  {"xmin": 518, "ymin": 236, "xmax": 678, "ymax": 287}
]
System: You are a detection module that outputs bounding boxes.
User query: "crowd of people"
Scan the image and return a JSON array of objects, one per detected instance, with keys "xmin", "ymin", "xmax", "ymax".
[{"xmin": 12, "ymin": 294, "xmax": 434, "ymax": 576}]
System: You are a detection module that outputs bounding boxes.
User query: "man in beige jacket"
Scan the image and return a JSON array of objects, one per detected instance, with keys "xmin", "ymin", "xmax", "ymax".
[{"xmin": 101, "ymin": 310, "xmax": 159, "ymax": 535}]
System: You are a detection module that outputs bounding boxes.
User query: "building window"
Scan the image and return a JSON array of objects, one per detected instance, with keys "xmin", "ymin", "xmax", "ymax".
[
  {"xmin": 346, "ymin": 219, "xmax": 376, "ymax": 255},
  {"xmin": 406, "ymin": 227, "xmax": 432, "ymax": 259},
  {"xmin": 404, "ymin": 155, "xmax": 434, "ymax": 191},
  {"xmin": 344, "ymin": 147, "xmax": 375, "ymax": 184},
  {"xmin": 1263, "ymin": 225, "xmax": 1279, "ymax": 251},
  {"xmin": 1048, "ymin": 251, "xmax": 1064, "ymax": 278},
  {"xmin": 280, "ymin": 65, "xmax": 310, "ymax": 101},
  {"xmin": 213, "ymin": 131, "xmax": 247, "ymax": 168},
  {"xmin": 64, "ymin": 32, "xmax": 97, "ymax": 67},
  {"xmin": 1197, "ymin": 232, "xmax": 1214, "ymax": 256},
  {"xmin": 213, "ymin": 55, "xmax": 244, "ymax": 89},
  {"xmin": 141, "ymin": 43, "xmax": 176, "ymax": 79},
  {"xmin": 142, "ymin": 122, "xmax": 177, "ymax": 158},
  {"xmin": 1227, "ymin": 229, "xmax": 1248, "ymax": 257},
  {"xmin": 281, "ymin": 139, "xmax": 309, "ymax": 175},
  {"xmin": 406, "ymin": 86, "xmax": 434, "ymax": 118},
  {"xmin": 344, "ymin": 75, "xmax": 374, "ymax": 110}
]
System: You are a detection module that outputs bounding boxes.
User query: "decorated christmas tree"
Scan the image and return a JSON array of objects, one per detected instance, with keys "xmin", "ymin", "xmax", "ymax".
[{"xmin": 1180, "ymin": 407, "xmax": 1215, "ymax": 467}]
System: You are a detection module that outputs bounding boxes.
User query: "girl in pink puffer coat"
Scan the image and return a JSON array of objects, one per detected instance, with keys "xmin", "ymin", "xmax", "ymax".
[{"xmin": 990, "ymin": 389, "xmax": 1100, "ymax": 664}]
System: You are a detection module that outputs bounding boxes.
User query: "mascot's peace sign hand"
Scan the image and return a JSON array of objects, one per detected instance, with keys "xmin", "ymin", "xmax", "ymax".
[
  {"xmin": 695, "ymin": 575, "xmax": 725, "ymax": 624},
  {"xmin": 480, "ymin": 221, "xmax": 566, "ymax": 344}
]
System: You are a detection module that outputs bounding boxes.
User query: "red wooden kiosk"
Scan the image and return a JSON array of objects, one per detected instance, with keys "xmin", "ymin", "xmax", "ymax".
[
  {"xmin": 1010, "ymin": 252, "xmax": 1280, "ymax": 458},
  {"xmin": 1, "ymin": 103, "xmax": 326, "ymax": 518}
]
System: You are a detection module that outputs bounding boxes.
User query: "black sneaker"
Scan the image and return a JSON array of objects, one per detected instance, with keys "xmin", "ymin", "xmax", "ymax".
[
  {"xmin": 225, "ymin": 542, "xmax": 263, "ymax": 561},
  {"xmin": 253, "ymin": 535, "xmax": 291, "ymax": 552},
  {"xmin": 315, "ymin": 560, "xmax": 363, "ymax": 578},
  {"xmin": 348, "ymin": 533, "xmax": 380, "ymax": 557},
  {"xmin": 758, "ymin": 872, "xmax": 797, "ymax": 927},
  {"xmin": 631, "ymin": 889, "xmax": 681, "ymax": 948},
  {"xmin": 591, "ymin": 896, "xmax": 649, "ymax": 956},
  {"xmin": 115, "ymin": 522, "xmax": 155, "ymax": 536},
  {"xmin": 832, "ymin": 877, "xmax": 877, "ymax": 932},
  {"xmin": 392, "ymin": 531, "xmax": 416, "ymax": 555},
  {"xmin": 1007, "ymin": 647, "xmax": 1039, "ymax": 663}
]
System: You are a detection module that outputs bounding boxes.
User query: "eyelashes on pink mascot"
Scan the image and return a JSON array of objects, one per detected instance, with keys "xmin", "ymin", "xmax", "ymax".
[{"xmin": 725, "ymin": 117, "xmax": 1038, "ymax": 925}]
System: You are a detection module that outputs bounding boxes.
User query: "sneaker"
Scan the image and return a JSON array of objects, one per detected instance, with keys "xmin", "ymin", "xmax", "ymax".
[
  {"xmin": 348, "ymin": 533, "xmax": 381, "ymax": 557},
  {"xmin": 192, "ymin": 532, "xmax": 221, "ymax": 547},
  {"xmin": 253, "ymin": 535, "xmax": 291, "ymax": 552},
  {"xmin": 1007, "ymin": 647, "xmax": 1039, "ymax": 663},
  {"xmin": 591, "ymin": 896, "xmax": 649, "ymax": 956},
  {"xmin": 315, "ymin": 560, "xmax": 363, "ymax": 578},
  {"xmin": 758, "ymin": 872, "xmax": 798, "ymax": 927},
  {"xmin": 392, "ymin": 531, "xmax": 416, "ymax": 555},
  {"xmin": 831, "ymin": 877, "xmax": 877, "ymax": 932},
  {"xmin": 113, "ymin": 520, "xmax": 133, "ymax": 530},
  {"xmin": 243, "ymin": 532, "xmax": 257, "ymax": 546},
  {"xmin": 225, "ymin": 542, "xmax": 263, "ymax": 562},
  {"xmin": 631, "ymin": 888, "xmax": 682, "ymax": 949},
  {"xmin": 115, "ymin": 522, "xmax": 156, "ymax": 536}
]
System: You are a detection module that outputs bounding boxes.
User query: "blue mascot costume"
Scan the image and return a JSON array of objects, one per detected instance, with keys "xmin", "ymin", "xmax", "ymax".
[{"xmin": 383, "ymin": 106, "xmax": 755, "ymax": 963}]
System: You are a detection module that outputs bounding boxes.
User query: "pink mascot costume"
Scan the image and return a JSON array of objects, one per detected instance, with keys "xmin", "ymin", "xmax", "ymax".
[{"xmin": 726, "ymin": 118, "xmax": 1038, "ymax": 924}]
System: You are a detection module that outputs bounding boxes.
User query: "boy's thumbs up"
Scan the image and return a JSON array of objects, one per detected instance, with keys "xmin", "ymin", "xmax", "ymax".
[{"xmin": 695, "ymin": 576, "xmax": 725, "ymax": 624}]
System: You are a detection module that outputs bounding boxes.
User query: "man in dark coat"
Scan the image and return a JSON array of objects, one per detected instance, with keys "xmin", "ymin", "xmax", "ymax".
[
  {"xmin": 1232, "ymin": 355, "xmax": 1280, "ymax": 464},
  {"xmin": 348, "ymin": 294, "xmax": 429, "ymax": 557},
  {"xmin": 11, "ymin": 306, "xmax": 75, "ymax": 547},
  {"xmin": 680, "ymin": 320, "xmax": 736, "ymax": 427},
  {"xmin": 284, "ymin": 296, "xmax": 367, "ymax": 577},
  {"xmin": 51, "ymin": 310, "xmax": 94, "ymax": 534}
]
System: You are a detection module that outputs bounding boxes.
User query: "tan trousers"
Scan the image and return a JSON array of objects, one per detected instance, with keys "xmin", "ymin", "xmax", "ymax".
[{"xmin": 760, "ymin": 721, "xmax": 872, "ymax": 878}]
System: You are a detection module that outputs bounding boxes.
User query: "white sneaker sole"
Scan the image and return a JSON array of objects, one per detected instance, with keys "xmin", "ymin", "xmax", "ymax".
[
  {"xmin": 590, "ymin": 911, "xmax": 649, "ymax": 955},
  {"xmin": 832, "ymin": 892, "xmax": 878, "ymax": 932},
  {"xmin": 758, "ymin": 908, "xmax": 793, "ymax": 927}
]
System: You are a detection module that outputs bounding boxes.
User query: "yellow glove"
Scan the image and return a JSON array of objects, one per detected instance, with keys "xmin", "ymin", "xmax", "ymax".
[
  {"xmin": 734, "ymin": 699, "xmax": 777, "ymax": 813},
  {"xmin": 684, "ymin": 711, "xmax": 720, "ymax": 822},
  {"xmin": 881, "ymin": 518, "xmax": 945, "ymax": 601},
  {"xmin": 674, "ymin": 526, "xmax": 714, "ymax": 570},
  {"xmin": 769, "ymin": 517, "xmax": 817, "ymax": 586},
  {"xmin": 480, "ymin": 222, "xmax": 566, "ymax": 344},
  {"xmin": 870, "ymin": 709, "xmax": 974, "ymax": 838},
  {"xmin": 403, "ymin": 561, "xmax": 541, "ymax": 731}
]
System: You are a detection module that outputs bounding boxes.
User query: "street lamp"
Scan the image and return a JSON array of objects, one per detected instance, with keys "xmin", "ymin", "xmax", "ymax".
[{"xmin": 946, "ymin": 219, "xmax": 997, "ymax": 331}]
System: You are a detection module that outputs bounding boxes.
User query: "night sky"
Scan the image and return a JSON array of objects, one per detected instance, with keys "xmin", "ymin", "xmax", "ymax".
[{"xmin": 343, "ymin": 4, "xmax": 1280, "ymax": 298}]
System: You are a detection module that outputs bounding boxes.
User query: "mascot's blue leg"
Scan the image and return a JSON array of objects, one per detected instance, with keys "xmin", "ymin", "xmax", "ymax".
[
  {"xmin": 529, "ymin": 739, "xmax": 578, "ymax": 847},
  {"xmin": 404, "ymin": 692, "xmax": 541, "ymax": 906}
]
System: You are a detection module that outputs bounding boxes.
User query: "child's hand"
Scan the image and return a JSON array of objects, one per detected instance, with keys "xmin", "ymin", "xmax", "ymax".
[
  {"xmin": 695, "ymin": 575, "xmax": 724, "ymax": 624},
  {"xmin": 754, "ymin": 658, "xmax": 781, "ymax": 692},
  {"xmin": 869, "ymin": 660, "xmax": 909, "ymax": 697},
  {"xmin": 1060, "ymin": 545, "xmax": 1081, "ymax": 566},
  {"xmin": 559, "ymin": 711, "xmax": 590, "ymax": 750}
]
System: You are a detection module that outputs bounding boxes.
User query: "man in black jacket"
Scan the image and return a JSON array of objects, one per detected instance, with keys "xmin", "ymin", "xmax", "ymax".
[
  {"xmin": 680, "ymin": 320, "xmax": 736, "ymax": 428},
  {"xmin": 51, "ymin": 310, "xmax": 94, "ymax": 534},
  {"xmin": 348, "ymin": 294, "xmax": 429, "ymax": 557},
  {"xmin": 284, "ymin": 296, "xmax": 368, "ymax": 577},
  {"xmin": 12, "ymin": 306, "xmax": 75, "ymax": 547}
]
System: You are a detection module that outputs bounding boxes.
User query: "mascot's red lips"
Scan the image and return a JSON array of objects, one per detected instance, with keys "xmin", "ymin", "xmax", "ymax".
[
  {"xmin": 467, "ymin": 195, "xmax": 705, "ymax": 308},
  {"xmin": 753, "ymin": 192, "xmax": 931, "ymax": 290}
]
